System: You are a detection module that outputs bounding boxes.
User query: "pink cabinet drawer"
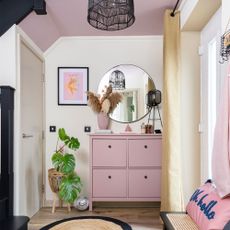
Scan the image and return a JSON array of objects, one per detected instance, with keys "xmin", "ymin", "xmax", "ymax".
[
  {"xmin": 93, "ymin": 169, "xmax": 126, "ymax": 197},
  {"xmin": 93, "ymin": 139, "xmax": 126, "ymax": 167},
  {"xmin": 128, "ymin": 139, "xmax": 161, "ymax": 167},
  {"xmin": 129, "ymin": 169, "xmax": 161, "ymax": 198}
]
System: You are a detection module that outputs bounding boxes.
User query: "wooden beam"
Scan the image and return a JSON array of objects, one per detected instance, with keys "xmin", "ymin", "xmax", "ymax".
[
  {"xmin": 0, "ymin": 0, "xmax": 33, "ymax": 36},
  {"xmin": 33, "ymin": 0, "xmax": 47, "ymax": 15}
]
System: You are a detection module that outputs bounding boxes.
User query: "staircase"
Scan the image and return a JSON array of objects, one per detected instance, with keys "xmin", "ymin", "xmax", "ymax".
[{"xmin": 0, "ymin": 0, "xmax": 46, "ymax": 36}]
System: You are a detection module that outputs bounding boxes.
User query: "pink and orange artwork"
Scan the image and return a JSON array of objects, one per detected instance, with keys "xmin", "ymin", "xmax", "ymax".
[
  {"xmin": 63, "ymin": 72, "xmax": 83, "ymax": 101},
  {"xmin": 58, "ymin": 67, "xmax": 88, "ymax": 105}
]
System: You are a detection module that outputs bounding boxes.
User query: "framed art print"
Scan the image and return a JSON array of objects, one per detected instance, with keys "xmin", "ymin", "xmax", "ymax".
[{"xmin": 58, "ymin": 67, "xmax": 89, "ymax": 105}]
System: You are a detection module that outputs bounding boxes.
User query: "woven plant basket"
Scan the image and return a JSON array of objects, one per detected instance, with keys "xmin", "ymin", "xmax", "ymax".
[{"xmin": 48, "ymin": 168, "xmax": 64, "ymax": 193}]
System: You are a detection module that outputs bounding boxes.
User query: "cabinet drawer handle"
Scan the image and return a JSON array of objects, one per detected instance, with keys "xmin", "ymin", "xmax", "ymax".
[
  {"xmin": 144, "ymin": 175, "xmax": 148, "ymax": 179},
  {"xmin": 144, "ymin": 145, "xmax": 148, "ymax": 149},
  {"xmin": 108, "ymin": 145, "xmax": 112, "ymax": 148},
  {"xmin": 108, "ymin": 175, "xmax": 112, "ymax": 179}
]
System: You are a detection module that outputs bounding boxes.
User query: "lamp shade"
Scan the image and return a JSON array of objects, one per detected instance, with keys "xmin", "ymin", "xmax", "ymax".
[
  {"xmin": 146, "ymin": 90, "xmax": 161, "ymax": 107},
  {"xmin": 87, "ymin": 0, "xmax": 135, "ymax": 31},
  {"xmin": 109, "ymin": 70, "xmax": 126, "ymax": 90}
]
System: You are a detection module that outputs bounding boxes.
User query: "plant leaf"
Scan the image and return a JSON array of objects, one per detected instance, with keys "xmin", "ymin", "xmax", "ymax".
[
  {"xmin": 64, "ymin": 138, "xmax": 70, "ymax": 146},
  {"xmin": 52, "ymin": 128, "xmax": 82, "ymax": 204},
  {"xmin": 68, "ymin": 137, "xmax": 80, "ymax": 150},
  {"xmin": 58, "ymin": 172, "xmax": 82, "ymax": 204},
  {"xmin": 51, "ymin": 152, "xmax": 63, "ymax": 171},
  {"xmin": 58, "ymin": 128, "xmax": 80, "ymax": 150},
  {"xmin": 58, "ymin": 128, "xmax": 68, "ymax": 141},
  {"xmin": 60, "ymin": 154, "xmax": 75, "ymax": 174}
]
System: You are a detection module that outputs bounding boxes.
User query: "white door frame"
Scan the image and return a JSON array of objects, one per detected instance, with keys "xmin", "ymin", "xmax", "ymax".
[{"xmin": 200, "ymin": 8, "xmax": 221, "ymax": 183}]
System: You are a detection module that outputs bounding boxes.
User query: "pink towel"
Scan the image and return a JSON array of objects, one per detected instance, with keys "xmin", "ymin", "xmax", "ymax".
[{"xmin": 212, "ymin": 66, "xmax": 230, "ymax": 198}]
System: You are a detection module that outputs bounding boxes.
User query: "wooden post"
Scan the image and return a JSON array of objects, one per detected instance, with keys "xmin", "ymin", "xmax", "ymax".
[
  {"xmin": 52, "ymin": 193, "xmax": 57, "ymax": 213},
  {"xmin": 67, "ymin": 203, "xmax": 71, "ymax": 212}
]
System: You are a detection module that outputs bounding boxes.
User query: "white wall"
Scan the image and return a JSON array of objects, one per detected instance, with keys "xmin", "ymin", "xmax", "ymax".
[
  {"xmin": 200, "ymin": 8, "xmax": 222, "ymax": 184},
  {"xmin": 44, "ymin": 36, "xmax": 163, "ymax": 202},
  {"xmin": 0, "ymin": 25, "xmax": 17, "ymax": 87},
  {"xmin": 181, "ymin": 32, "xmax": 201, "ymax": 204}
]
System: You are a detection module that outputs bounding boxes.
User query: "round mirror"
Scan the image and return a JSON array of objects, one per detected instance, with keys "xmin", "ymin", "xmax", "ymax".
[{"xmin": 98, "ymin": 64, "xmax": 156, "ymax": 123}]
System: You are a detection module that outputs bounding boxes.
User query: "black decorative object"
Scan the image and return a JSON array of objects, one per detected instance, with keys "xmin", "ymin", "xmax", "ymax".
[
  {"xmin": 146, "ymin": 89, "xmax": 163, "ymax": 131},
  {"xmin": 109, "ymin": 70, "xmax": 126, "ymax": 90},
  {"xmin": 146, "ymin": 90, "xmax": 161, "ymax": 107},
  {"xmin": 87, "ymin": 0, "xmax": 135, "ymax": 31}
]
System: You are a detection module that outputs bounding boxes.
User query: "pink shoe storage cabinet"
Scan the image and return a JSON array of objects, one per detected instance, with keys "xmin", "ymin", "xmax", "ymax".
[{"xmin": 89, "ymin": 134, "xmax": 162, "ymax": 210}]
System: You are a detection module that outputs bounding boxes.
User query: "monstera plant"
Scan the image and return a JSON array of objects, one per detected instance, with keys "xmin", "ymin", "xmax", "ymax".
[{"xmin": 49, "ymin": 128, "xmax": 82, "ymax": 205}]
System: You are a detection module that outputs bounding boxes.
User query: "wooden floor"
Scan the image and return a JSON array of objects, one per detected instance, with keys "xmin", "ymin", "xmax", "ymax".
[{"xmin": 29, "ymin": 207, "xmax": 163, "ymax": 230}]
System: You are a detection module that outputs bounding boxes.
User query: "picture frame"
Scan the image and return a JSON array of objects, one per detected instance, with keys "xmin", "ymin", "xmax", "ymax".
[{"xmin": 58, "ymin": 67, "xmax": 89, "ymax": 105}]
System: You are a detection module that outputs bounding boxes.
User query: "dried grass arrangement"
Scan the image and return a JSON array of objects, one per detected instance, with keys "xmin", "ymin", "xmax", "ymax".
[{"xmin": 87, "ymin": 85, "xmax": 122, "ymax": 114}]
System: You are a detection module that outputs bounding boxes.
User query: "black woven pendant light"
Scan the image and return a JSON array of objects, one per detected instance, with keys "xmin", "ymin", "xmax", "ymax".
[
  {"xmin": 87, "ymin": 0, "xmax": 135, "ymax": 31},
  {"xmin": 109, "ymin": 70, "xmax": 126, "ymax": 90}
]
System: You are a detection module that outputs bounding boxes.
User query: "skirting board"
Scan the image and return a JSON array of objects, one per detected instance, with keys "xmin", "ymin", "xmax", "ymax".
[{"xmin": 44, "ymin": 200, "xmax": 160, "ymax": 208}]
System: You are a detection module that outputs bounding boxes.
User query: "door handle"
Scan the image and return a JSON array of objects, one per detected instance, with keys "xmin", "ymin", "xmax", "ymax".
[{"xmin": 22, "ymin": 133, "xmax": 33, "ymax": 138}]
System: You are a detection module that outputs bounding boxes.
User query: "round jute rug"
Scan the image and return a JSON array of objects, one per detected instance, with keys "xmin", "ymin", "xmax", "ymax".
[{"xmin": 40, "ymin": 216, "xmax": 132, "ymax": 230}]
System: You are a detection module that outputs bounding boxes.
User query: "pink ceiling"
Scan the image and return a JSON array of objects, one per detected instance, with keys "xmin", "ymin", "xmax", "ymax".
[{"xmin": 19, "ymin": 0, "xmax": 176, "ymax": 51}]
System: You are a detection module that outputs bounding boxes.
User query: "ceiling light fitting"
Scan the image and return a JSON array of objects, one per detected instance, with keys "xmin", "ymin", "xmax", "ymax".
[{"xmin": 87, "ymin": 0, "xmax": 135, "ymax": 31}]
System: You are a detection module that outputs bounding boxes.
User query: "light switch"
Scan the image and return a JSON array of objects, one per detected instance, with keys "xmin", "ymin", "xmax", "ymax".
[
  {"xmin": 84, "ymin": 126, "xmax": 91, "ymax": 132},
  {"xmin": 50, "ymin": 126, "xmax": 56, "ymax": 132}
]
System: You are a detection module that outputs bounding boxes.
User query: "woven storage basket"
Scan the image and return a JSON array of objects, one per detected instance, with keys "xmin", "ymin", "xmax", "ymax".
[{"xmin": 48, "ymin": 168, "xmax": 64, "ymax": 193}]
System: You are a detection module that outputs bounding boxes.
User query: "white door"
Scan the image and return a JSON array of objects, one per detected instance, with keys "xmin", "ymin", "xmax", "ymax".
[
  {"xmin": 200, "ymin": 8, "xmax": 221, "ymax": 183},
  {"xmin": 20, "ymin": 41, "xmax": 44, "ymax": 217}
]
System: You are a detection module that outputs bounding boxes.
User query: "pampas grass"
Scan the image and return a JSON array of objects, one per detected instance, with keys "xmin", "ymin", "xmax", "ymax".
[
  {"xmin": 86, "ymin": 92, "xmax": 101, "ymax": 113},
  {"xmin": 87, "ymin": 85, "xmax": 122, "ymax": 114},
  {"xmin": 108, "ymin": 92, "xmax": 123, "ymax": 114}
]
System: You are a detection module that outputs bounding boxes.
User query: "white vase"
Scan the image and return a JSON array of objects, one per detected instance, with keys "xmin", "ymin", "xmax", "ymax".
[{"xmin": 97, "ymin": 112, "xmax": 109, "ymax": 129}]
